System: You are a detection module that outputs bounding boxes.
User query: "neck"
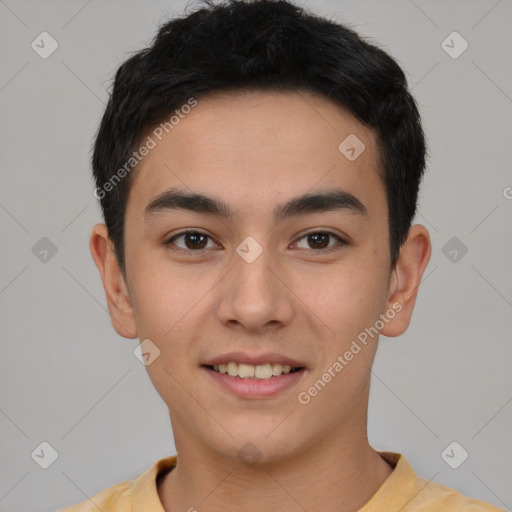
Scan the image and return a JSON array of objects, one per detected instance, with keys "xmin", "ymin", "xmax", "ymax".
[{"xmin": 158, "ymin": 428, "xmax": 393, "ymax": 512}]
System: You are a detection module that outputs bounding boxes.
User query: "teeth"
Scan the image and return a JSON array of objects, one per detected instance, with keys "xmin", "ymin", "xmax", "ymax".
[
  {"xmin": 227, "ymin": 362, "xmax": 238, "ymax": 377},
  {"xmin": 210, "ymin": 362, "xmax": 298, "ymax": 379},
  {"xmin": 255, "ymin": 364, "xmax": 273, "ymax": 379},
  {"xmin": 238, "ymin": 364, "xmax": 255, "ymax": 378}
]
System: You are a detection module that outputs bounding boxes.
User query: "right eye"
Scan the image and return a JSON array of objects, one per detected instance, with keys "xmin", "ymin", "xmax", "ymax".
[{"xmin": 164, "ymin": 230, "xmax": 219, "ymax": 252}]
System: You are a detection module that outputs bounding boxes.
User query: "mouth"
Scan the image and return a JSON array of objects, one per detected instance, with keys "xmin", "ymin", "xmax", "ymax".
[
  {"xmin": 201, "ymin": 352, "xmax": 307, "ymax": 398},
  {"xmin": 201, "ymin": 359, "xmax": 307, "ymax": 399},
  {"xmin": 203, "ymin": 362, "xmax": 304, "ymax": 379}
]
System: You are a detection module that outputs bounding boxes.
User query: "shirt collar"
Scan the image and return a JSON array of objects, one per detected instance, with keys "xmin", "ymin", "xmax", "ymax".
[{"xmin": 131, "ymin": 452, "xmax": 416, "ymax": 512}]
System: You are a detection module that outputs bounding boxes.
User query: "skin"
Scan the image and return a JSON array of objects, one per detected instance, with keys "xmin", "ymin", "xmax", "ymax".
[{"xmin": 90, "ymin": 90, "xmax": 431, "ymax": 511}]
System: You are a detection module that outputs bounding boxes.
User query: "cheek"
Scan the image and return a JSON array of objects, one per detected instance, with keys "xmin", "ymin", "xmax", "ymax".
[
  {"xmin": 297, "ymin": 258, "xmax": 388, "ymax": 340},
  {"xmin": 128, "ymin": 271, "xmax": 169, "ymax": 339},
  {"xmin": 295, "ymin": 267, "xmax": 384, "ymax": 417},
  {"xmin": 130, "ymin": 264, "xmax": 204, "ymax": 403},
  {"xmin": 313, "ymin": 255, "xmax": 389, "ymax": 392},
  {"xmin": 128, "ymin": 254, "xmax": 204, "ymax": 338},
  {"xmin": 127, "ymin": 258, "xmax": 221, "ymax": 391}
]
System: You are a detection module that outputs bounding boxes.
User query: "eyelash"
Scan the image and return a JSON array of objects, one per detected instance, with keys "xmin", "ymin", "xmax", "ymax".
[{"xmin": 164, "ymin": 229, "xmax": 347, "ymax": 254}]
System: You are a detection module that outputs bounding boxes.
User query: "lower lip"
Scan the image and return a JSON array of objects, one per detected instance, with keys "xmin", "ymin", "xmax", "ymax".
[{"xmin": 202, "ymin": 366, "xmax": 306, "ymax": 399}]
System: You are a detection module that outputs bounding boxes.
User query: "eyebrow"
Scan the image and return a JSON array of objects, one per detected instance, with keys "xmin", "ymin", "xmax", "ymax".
[{"xmin": 144, "ymin": 187, "xmax": 367, "ymax": 221}]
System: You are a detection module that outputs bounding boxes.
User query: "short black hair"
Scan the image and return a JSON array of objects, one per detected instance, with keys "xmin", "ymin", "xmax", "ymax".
[{"xmin": 92, "ymin": 0, "xmax": 427, "ymax": 275}]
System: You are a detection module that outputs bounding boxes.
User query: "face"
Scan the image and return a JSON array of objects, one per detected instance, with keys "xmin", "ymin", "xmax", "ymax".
[{"xmin": 92, "ymin": 90, "xmax": 429, "ymax": 464}]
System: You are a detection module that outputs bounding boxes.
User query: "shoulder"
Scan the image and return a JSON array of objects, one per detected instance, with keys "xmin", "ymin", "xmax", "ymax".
[
  {"xmin": 59, "ymin": 480, "xmax": 132, "ymax": 511},
  {"xmin": 373, "ymin": 452, "xmax": 504, "ymax": 512},
  {"xmin": 408, "ymin": 473, "xmax": 505, "ymax": 511},
  {"xmin": 59, "ymin": 455, "xmax": 177, "ymax": 512}
]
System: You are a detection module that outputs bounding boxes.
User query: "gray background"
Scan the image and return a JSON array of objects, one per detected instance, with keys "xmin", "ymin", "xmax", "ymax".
[{"xmin": 1, "ymin": 0, "xmax": 511, "ymax": 510}]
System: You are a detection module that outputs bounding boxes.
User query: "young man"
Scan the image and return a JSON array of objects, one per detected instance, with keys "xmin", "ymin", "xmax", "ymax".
[{"xmin": 63, "ymin": 0, "xmax": 503, "ymax": 510}]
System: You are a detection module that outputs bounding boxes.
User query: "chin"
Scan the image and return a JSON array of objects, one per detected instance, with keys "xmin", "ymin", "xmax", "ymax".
[{"xmin": 208, "ymin": 418, "xmax": 312, "ymax": 466}]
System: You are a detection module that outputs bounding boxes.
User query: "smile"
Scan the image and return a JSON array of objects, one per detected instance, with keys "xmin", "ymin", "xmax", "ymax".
[
  {"xmin": 206, "ymin": 362, "xmax": 302, "ymax": 379},
  {"xmin": 202, "ymin": 364, "xmax": 306, "ymax": 399}
]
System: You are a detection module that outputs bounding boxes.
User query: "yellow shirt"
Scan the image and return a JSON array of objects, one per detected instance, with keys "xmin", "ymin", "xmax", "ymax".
[{"xmin": 60, "ymin": 452, "xmax": 504, "ymax": 511}]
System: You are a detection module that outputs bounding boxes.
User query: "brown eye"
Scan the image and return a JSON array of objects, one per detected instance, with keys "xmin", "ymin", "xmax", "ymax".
[
  {"xmin": 295, "ymin": 231, "xmax": 345, "ymax": 251},
  {"xmin": 166, "ymin": 231, "xmax": 216, "ymax": 251},
  {"xmin": 307, "ymin": 233, "xmax": 329, "ymax": 249}
]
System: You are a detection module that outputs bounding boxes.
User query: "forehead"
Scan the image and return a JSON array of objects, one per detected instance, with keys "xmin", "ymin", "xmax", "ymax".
[{"xmin": 127, "ymin": 89, "xmax": 384, "ymax": 217}]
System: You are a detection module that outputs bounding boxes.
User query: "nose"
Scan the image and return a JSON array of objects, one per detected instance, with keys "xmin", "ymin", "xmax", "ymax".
[{"xmin": 215, "ymin": 245, "xmax": 294, "ymax": 334}]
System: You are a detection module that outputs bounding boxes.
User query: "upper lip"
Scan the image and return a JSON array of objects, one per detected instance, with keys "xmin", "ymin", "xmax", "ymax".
[{"xmin": 202, "ymin": 352, "xmax": 306, "ymax": 368}]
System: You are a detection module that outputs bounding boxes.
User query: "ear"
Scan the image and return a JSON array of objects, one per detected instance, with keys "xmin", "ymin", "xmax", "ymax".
[
  {"xmin": 89, "ymin": 223, "xmax": 138, "ymax": 339},
  {"xmin": 380, "ymin": 224, "xmax": 431, "ymax": 337}
]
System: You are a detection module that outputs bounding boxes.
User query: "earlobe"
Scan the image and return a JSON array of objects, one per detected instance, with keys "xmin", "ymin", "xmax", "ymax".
[
  {"xmin": 380, "ymin": 224, "xmax": 431, "ymax": 338},
  {"xmin": 89, "ymin": 223, "xmax": 138, "ymax": 339}
]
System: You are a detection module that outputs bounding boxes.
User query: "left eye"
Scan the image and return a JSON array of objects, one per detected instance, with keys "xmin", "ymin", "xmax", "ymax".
[{"xmin": 294, "ymin": 231, "xmax": 345, "ymax": 251}]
